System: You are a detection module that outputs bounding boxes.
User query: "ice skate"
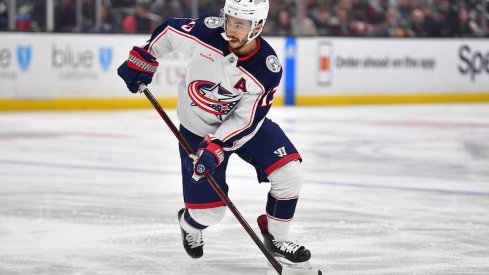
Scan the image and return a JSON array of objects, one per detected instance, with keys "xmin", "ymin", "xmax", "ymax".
[
  {"xmin": 257, "ymin": 214, "xmax": 311, "ymax": 266},
  {"xmin": 178, "ymin": 208, "xmax": 204, "ymax": 259}
]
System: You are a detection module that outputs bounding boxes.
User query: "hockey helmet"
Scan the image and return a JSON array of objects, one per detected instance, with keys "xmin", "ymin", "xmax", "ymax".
[{"xmin": 221, "ymin": 0, "xmax": 269, "ymax": 44}]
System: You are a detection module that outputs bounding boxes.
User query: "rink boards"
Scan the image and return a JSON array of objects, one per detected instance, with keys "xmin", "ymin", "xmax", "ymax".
[{"xmin": 0, "ymin": 33, "xmax": 488, "ymax": 110}]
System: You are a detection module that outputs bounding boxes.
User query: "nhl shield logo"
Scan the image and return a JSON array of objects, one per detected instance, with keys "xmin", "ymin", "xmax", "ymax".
[
  {"xmin": 99, "ymin": 47, "xmax": 112, "ymax": 72},
  {"xmin": 17, "ymin": 45, "xmax": 32, "ymax": 72}
]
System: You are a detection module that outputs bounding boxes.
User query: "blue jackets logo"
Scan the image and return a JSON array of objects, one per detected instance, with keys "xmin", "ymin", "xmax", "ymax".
[
  {"xmin": 99, "ymin": 47, "xmax": 112, "ymax": 72},
  {"xmin": 188, "ymin": 80, "xmax": 241, "ymax": 117},
  {"xmin": 17, "ymin": 45, "xmax": 32, "ymax": 72}
]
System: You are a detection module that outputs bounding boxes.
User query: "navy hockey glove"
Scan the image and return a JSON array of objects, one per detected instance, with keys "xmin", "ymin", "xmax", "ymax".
[
  {"xmin": 186, "ymin": 135, "xmax": 225, "ymax": 181},
  {"xmin": 117, "ymin": 46, "xmax": 158, "ymax": 93}
]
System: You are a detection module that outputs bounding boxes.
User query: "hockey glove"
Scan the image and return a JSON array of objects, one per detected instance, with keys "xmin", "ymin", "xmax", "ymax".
[
  {"xmin": 186, "ymin": 135, "xmax": 225, "ymax": 181},
  {"xmin": 117, "ymin": 46, "xmax": 159, "ymax": 93}
]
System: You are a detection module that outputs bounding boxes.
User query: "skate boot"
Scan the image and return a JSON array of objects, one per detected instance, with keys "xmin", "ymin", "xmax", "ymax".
[
  {"xmin": 257, "ymin": 214, "xmax": 311, "ymax": 264},
  {"xmin": 178, "ymin": 208, "xmax": 204, "ymax": 259}
]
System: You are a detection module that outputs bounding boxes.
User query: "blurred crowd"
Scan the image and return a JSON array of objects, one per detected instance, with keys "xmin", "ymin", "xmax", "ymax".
[{"xmin": 0, "ymin": 0, "xmax": 488, "ymax": 37}]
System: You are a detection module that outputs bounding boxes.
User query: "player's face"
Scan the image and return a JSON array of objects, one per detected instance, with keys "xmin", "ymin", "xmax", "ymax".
[{"xmin": 225, "ymin": 16, "xmax": 252, "ymax": 50}]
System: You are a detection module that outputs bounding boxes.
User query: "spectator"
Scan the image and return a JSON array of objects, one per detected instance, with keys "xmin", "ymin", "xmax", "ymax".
[
  {"xmin": 349, "ymin": 0, "xmax": 373, "ymax": 36},
  {"xmin": 397, "ymin": 0, "xmax": 413, "ymax": 25},
  {"xmin": 81, "ymin": 0, "xmax": 96, "ymax": 32},
  {"xmin": 31, "ymin": 1, "xmax": 47, "ymax": 31},
  {"xmin": 180, "ymin": 0, "xmax": 196, "ymax": 18},
  {"xmin": 15, "ymin": 3, "xmax": 32, "ymax": 31},
  {"xmin": 274, "ymin": 9, "xmax": 293, "ymax": 36},
  {"xmin": 2, "ymin": 0, "xmax": 487, "ymax": 37},
  {"xmin": 110, "ymin": 0, "xmax": 135, "ymax": 9},
  {"xmin": 178, "ymin": 0, "xmax": 216, "ymax": 18},
  {"xmin": 362, "ymin": 0, "xmax": 384, "ymax": 25},
  {"xmin": 302, "ymin": 0, "xmax": 320, "ymax": 19},
  {"xmin": 453, "ymin": 7, "xmax": 478, "ymax": 37},
  {"xmin": 150, "ymin": 0, "xmax": 183, "ymax": 20},
  {"xmin": 314, "ymin": 5, "xmax": 333, "ymax": 36},
  {"xmin": 122, "ymin": 1, "xmax": 156, "ymax": 34},
  {"xmin": 55, "ymin": 0, "xmax": 76, "ymax": 32},
  {"xmin": 372, "ymin": 7, "xmax": 407, "ymax": 37},
  {"xmin": 263, "ymin": 0, "xmax": 291, "ymax": 35},
  {"xmin": 337, "ymin": 0, "xmax": 352, "ymax": 11},
  {"xmin": 424, "ymin": 7, "xmax": 450, "ymax": 37},
  {"xmin": 291, "ymin": 8, "xmax": 318, "ymax": 36},
  {"xmin": 99, "ymin": 3, "xmax": 117, "ymax": 33},
  {"xmin": 197, "ymin": 0, "xmax": 216, "ymax": 16},
  {"xmin": 407, "ymin": 8, "xmax": 428, "ymax": 37},
  {"xmin": 329, "ymin": 7, "xmax": 351, "ymax": 36},
  {"xmin": 267, "ymin": 0, "xmax": 288, "ymax": 23},
  {"xmin": 0, "ymin": 0, "xmax": 6, "ymax": 30}
]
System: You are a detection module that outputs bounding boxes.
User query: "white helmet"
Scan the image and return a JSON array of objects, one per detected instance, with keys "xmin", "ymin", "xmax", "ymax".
[{"xmin": 221, "ymin": 0, "xmax": 270, "ymax": 45}]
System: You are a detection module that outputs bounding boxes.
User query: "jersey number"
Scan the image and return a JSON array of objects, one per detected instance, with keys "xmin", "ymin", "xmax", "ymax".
[
  {"xmin": 261, "ymin": 87, "xmax": 277, "ymax": 107},
  {"xmin": 181, "ymin": 21, "xmax": 196, "ymax": 32}
]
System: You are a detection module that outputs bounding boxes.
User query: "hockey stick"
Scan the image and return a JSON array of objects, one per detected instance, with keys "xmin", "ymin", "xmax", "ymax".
[{"xmin": 140, "ymin": 85, "xmax": 321, "ymax": 275}]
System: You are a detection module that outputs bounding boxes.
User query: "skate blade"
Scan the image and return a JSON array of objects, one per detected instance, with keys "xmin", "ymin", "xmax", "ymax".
[
  {"xmin": 276, "ymin": 257, "xmax": 312, "ymax": 269},
  {"xmin": 266, "ymin": 258, "xmax": 322, "ymax": 275},
  {"xmin": 281, "ymin": 266, "xmax": 322, "ymax": 275},
  {"xmin": 266, "ymin": 257, "xmax": 310, "ymax": 269}
]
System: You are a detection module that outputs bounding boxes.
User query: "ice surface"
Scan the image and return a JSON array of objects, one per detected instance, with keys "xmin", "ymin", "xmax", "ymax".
[{"xmin": 1, "ymin": 104, "xmax": 488, "ymax": 274}]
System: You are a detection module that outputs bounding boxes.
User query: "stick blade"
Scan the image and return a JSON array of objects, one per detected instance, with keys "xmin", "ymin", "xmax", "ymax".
[{"xmin": 281, "ymin": 266, "xmax": 322, "ymax": 275}]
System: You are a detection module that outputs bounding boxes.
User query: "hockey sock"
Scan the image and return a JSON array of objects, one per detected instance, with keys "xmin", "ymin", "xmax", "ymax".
[
  {"xmin": 266, "ymin": 192, "xmax": 298, "ymax": 241},
  {"xmin": 267, "ymin": 216, "xmax": 292, "ymax": 241},
  {"xmin": 180, "ymin": 208, "xmax": 208, "ymax": 233}
]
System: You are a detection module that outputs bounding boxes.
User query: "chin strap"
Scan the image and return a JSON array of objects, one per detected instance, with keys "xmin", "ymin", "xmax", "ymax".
[
  {"xmin": 221, "ymin": 31, "xmax": 231, "ymax": 41},
  {"xmin": 221, "ymin": 30, "xmax": 258, "ymax": 48},
  {"xmin": 221, "ymin": 14, "xmax": 263, "ymax": 47}
]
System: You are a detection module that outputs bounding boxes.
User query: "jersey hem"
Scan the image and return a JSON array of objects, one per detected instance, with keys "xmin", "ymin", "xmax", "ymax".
[
  {"xmin": 185, "ymin": 201, "xmax": 226, "ymax": 209},
  {"xmin": 264, "ymin": 153, "xmax": 302, "ymax": 176}
]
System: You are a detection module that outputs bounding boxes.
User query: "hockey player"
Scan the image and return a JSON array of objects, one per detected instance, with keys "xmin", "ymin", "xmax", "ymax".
[{"xmin": 117, "ymin": 0, "xmax": 311, "ymax": 265}]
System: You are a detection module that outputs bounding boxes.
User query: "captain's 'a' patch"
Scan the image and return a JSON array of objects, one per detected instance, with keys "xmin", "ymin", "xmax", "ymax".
[
  {"xmin": 204, "ymin": 17, "xmax": 223, "ymax": 29},
  {"xmin": 266, "ymin": 55, "xmax": 281, "ymax": 73}
]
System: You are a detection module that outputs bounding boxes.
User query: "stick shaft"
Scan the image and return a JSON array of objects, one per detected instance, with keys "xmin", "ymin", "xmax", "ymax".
[{"xmin": 142, "ymin": 87, "xmax": 283, "ymax": 274}]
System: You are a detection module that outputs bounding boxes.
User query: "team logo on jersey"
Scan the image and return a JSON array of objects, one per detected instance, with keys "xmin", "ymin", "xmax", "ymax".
[
  {"xmin": 17, "ymin": 45, "xmax": 32, "ymax": 72},
  {"xmin": 204, "ymin": 16, "xmax": 223, "ymax": 29},
  {"xmin": 266, "ymin": 55, "xmax": 281, "ymax": 73},
  {"xmin": 188, "ymin": 80, "xmax": 241, "ymax": 117}
]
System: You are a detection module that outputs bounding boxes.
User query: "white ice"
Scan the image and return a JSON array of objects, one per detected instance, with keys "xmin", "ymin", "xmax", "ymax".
[{"xmin": 1, "ymin": 104, "xmax": 488, "ymax": 274}]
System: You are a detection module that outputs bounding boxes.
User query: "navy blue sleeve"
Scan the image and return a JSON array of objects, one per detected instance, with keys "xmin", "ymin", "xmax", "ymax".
[{"xmin": 144, "ymin": 16, "xmax": 224, "ymax": 52}]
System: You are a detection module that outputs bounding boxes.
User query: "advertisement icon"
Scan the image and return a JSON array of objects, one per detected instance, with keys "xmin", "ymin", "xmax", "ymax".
[
  {"xmin": 318, "ymin": 42, "xmax": 332, "ymax": 85},
  {"xmin": 99, "ymin": 47, "xmax": 112, "ymax": 72},
  {"xmin": 17, "ymin": 45, "xmax": 32, "ymax": 72}
]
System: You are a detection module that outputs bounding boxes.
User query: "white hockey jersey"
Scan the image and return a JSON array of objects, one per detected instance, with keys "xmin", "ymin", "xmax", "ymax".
[{"xmin": 144, "ymin": 16, "xmax": 282, "ymax": 150}]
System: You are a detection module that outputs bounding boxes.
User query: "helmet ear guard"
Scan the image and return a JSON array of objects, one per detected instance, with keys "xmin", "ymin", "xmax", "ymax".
[{"xmin": 221, "ymin": 0, "xmax": 269, "ymax": 45}]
